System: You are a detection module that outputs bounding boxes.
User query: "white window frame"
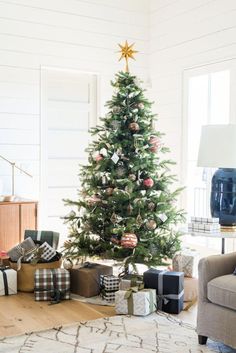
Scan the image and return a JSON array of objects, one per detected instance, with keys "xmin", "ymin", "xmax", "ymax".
[{"xmin": 181, "ymin": 59, "xmax": 236, "ymax": 212}]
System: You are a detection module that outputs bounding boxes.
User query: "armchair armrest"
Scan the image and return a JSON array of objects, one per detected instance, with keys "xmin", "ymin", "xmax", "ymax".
[{"xmin": 198, "ymin": 252, "xmax": 236, "ymax": 302}]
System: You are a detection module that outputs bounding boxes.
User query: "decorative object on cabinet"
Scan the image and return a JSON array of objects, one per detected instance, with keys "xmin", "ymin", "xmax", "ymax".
[{"xmin": 0, "ymin": 154, "xmax": 33, "ymax": 200}]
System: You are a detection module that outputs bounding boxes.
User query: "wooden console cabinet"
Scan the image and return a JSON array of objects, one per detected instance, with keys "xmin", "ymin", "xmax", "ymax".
[{"xmin": 0, "ymin": 199, "xmax": 38, "ymax": 251}]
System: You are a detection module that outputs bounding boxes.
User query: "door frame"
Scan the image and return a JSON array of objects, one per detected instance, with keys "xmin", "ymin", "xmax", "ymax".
[{"xmin": 39, "ymin": 66, "xmax": 99, "ymax": 227}]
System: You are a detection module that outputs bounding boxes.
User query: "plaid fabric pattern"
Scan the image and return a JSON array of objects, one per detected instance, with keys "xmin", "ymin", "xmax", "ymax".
[
  {"xmin": 34, "ymin": 268, "xmax": 70, "ymax": 301},
  {"xmin": 26, "ymin": 242, "xmax": 57, "ymax": 262},
  {"xmin": 24, "ymin": 230, "xmax": 59, "ymax": 250},
  {"xmin": 102, "ymin": 292, "xmax": 116, "ymax": 302},
  {"xmin": 100, "ymin": 275, "xmax": 120, "ymax": 290},
  {"xmin": 7, "ymin": 238, "xmax": 36, "ymax": 261},
  {"xmin": 100, "ymin": 275, "xmax": 119, "ymax": 302}
]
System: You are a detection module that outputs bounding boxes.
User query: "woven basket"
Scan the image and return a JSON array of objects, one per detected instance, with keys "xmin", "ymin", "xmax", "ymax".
[{"xmin": 10, "ymin": 258, "xmax": 62, "ymax": 292}]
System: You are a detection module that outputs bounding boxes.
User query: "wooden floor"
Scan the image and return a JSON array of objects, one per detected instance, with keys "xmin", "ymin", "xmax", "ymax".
[
  {"xmin": 0, "ymin": 293, "xmax": 116, "ymax": 337},
  {"xmin": 0, "ymin": 292, "xmax": 197, "ymax": 338}
]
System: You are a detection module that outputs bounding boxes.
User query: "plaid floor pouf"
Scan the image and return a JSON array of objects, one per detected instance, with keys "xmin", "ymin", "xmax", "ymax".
[{"xmin": 34, "ymin": 268, "xmax": 70, "ymax": 302}]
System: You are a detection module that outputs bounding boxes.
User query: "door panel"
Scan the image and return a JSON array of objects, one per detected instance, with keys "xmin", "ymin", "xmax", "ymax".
[{"xmin": 40, "ymin": 68, "xmax": 97, "ymax": 247}]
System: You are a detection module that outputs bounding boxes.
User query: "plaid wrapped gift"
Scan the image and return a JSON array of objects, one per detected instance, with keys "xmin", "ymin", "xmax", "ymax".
[
  {"xmin": 34, "ymin": 268, "xmax": 70, "ymax": 302},
  {"xmin": 25, "ymin": 230, "xmax": 59, "ymax": 250},
  {"xmin": 100, "ymin": 275, "xmax": 119, "ymax": 302},
  {"xmin": 7, "ymin": 238, "xmax": 36, "ymax": 262},
  {"xmin": 25, "ymin": 242, "xmax": 57, "ymax": 262}
]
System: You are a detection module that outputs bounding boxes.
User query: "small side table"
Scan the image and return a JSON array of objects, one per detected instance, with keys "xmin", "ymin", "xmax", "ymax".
[{"xmin": 190, "ymin": 231, "xmax": 236, "ymax": 254}]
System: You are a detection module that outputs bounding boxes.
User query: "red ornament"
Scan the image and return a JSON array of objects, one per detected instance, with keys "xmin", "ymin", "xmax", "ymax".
[
  {"xmin": 96, "ymin": 154, "xmax": 103, "ymax": 162},
  {"xmin": 120, "ymin": 233, "xmax": 138, "ymax": 249},
  {"xmin": 149, "ymin": 136, "xmax": 161, "ymax": 153},
  {"xmin": 143, "ymin": 177, "xmax": 154, "ymax": 188}
]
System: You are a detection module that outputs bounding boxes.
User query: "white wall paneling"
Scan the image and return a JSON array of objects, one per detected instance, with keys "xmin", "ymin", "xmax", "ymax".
[
  {"xmin": 0, "ymin": 0, "xmax": 149, "ymax": 244},
  {"xmin": 150, "ymin": 0, "xmax": 236, "ymax": 204}
]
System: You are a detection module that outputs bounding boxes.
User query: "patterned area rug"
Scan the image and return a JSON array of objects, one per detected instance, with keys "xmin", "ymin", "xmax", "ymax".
[{"xmin": 0, "ymin": 312, "xmax": 235, "ymax": 353}]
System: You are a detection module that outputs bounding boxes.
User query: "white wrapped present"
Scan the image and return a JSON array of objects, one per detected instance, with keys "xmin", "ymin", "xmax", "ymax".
[
  {"xmin": 172, "ymin": 250, "xmax": 198, "ymax": 278},
  {"xmin": 115, "ymin": 288, "xmax": 156, "ymax": 316},
  {"xmin": 0, "ymin": 268, "xmax": 17, "ymax": 296}
]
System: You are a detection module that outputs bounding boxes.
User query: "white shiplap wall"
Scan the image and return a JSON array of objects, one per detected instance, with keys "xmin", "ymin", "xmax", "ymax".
[
  {"xmin": 150, "ymin": 0, "xmax": 236, "ymax": 192},
  {"xmin": 0, "ymin": 0, "xmax": 149, "ymax": 204}
]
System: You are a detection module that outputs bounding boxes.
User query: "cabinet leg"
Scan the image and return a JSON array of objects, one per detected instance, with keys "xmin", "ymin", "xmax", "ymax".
[{"xmin": 198, "ymin": 335, "xmax": 208, "ymax": 345}]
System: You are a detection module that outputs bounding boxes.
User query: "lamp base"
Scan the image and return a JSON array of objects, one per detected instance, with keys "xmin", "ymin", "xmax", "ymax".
[{"xmin": 210, "ymin": 168, "xmax": 236, "ymax": 226}]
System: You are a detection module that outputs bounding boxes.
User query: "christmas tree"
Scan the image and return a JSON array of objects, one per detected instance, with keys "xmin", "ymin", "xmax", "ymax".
[{"xmin": 63, "ymin": 42, "xmax": 184, "ymax": 270}]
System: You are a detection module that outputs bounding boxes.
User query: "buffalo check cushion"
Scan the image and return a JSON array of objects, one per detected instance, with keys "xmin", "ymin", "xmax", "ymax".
[{"xmin": 34, "ymin": 268, "xmax": 70, "ymax": 301}]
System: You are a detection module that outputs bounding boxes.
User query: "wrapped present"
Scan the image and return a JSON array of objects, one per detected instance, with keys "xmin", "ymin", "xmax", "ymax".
[
  {"xmin": 115, "ymin": 287, "xmax": 156, "ymax": 316},
  {"xmin": 10, "ymin": 254, "xmax": 62, "ymax": 292},
  {"xmin": 184, "ymin": 277, "xmax": 198, "ymax": 302},
  {"xmin": 24, "ymin": 230, "xmax": 59, "ymax": 250},
  {"xmin": 7, "ymin": 238, "xmax": 36, "ymax": 264},
  {"xmin": 34, "ymin": 268, "xmax": 70, "ymax": 303},
  {"xmin": 119, "ymin": 274, "xmax": 143, "ymax": 290},
  {"xmin": 70, "ymin": 262, "xmax": 113, "ymax": 297},
  {"xmin": 100, "ymin": 275, "xmax": 120, "ymax": 302},
  {"xmin": 25, "ymin": 242, "xmax": 57, "ymax": 263},
  {"xmin": 0, "ymin": 268, "xmax": 17, "ymax": 296},
  {"xmin": 143, "ymin": 269, "xmax": 184, "ymax": 314},
  {"xmin": 172, "ymin": 250, "xmax": 197, "ymax": 278}
]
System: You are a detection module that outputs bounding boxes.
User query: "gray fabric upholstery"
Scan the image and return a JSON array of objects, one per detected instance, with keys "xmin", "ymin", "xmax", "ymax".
[
  {"xmin": 197, "ymin": 252, "xmax": 236, "ymax": 349},
  {"xmin": 208, "ymin": 274, "xmax": 236, "ymax": 311}
]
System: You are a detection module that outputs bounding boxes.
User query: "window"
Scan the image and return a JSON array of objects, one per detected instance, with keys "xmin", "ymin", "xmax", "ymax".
[
  {"xmin": 186, "ymin": 70, "xmax": 230, "ymax": 218},
  {"xmin": 183, "ymin": 63, "xmax": 234, "ymax": 251}
]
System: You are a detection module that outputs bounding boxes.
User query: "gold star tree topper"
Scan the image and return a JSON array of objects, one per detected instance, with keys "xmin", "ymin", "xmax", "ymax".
[{"xmin": 118, "ymin": 41, "xmax": 138, "ymax": 72}]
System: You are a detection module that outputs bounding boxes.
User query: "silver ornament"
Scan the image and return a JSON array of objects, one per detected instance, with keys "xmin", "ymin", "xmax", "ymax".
[
  {"xmin": 63, "ymin": 259, "xmax": 73, "ymax": 270},
  {"xmin": 146, "ymin": 220, "xmax": 157, "ymax": 230},
  {"xmin": 116, "ymin": 166, "xmax": 125, "ymax": 177}
]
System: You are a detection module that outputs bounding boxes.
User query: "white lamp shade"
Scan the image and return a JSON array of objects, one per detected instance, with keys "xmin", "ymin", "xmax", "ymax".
[{"xmin": 197, "ymin": 124, "xmax": 236, "ymax": 168}]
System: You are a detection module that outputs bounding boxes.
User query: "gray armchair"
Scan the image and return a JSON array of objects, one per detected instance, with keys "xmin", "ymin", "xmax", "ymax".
[{"xmin": 197, "ymin": 252, "xmax": 236, "ymax": 348}]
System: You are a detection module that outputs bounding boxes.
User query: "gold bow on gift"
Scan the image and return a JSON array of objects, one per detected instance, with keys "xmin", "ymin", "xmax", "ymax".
[
  {"xmin": 16, "ymin": 246, "xmax": 38, "ymax": 270},
  {"xmin": 124, "ymin": 284, "xmax": 144, "ymax": 299},
  {"xmin": 124, "ymin": 284, "xmax": 156, "ymax": 315},
  {"xmin": 29, "ymin": 247, "xmax": 44, "ymax": 265}
]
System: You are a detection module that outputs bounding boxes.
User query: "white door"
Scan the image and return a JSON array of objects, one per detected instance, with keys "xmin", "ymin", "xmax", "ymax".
[{"xmin": 40, "ymin": 68, "xmax": 97, "ymax": 247}]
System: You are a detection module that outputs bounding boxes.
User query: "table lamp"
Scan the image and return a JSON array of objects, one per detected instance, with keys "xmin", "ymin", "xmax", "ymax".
[{"xmin": 197, "ymin": 124, "xmax": 236, "ymax": 226}]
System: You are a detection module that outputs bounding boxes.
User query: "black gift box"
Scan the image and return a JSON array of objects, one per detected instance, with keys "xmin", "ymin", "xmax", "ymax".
[{"xmin": 143, "ymin": 269, "xmax": 184, "ymax": 314}]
